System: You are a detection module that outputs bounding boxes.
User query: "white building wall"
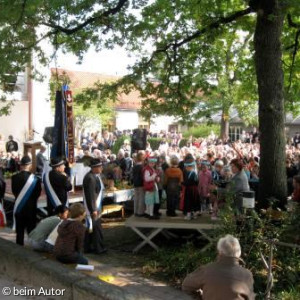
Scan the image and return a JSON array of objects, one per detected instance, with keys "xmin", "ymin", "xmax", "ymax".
[
  {"xmin": 116, "ymin": 110, "xmax": 139, "ymax": 131},
  {"xmin": 31, "ymin": 58, "xmax": 53, "ymax": 142},
  {"xmin": 0, "ymin": 101, "xmax": 29, "ymax": 150},
  {"xmin": 150, "ymin": 115, "xmax": 176, "ymax": 133}
]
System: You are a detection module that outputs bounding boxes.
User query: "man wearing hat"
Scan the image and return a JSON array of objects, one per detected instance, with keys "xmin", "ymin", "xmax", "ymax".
[
  {"xmin": 44, "ymin": 157, "xmax": 72, "ymax": 216},
  {"xmin": 83, "ymin": 158, "xmax": 106, "ymax": 254},
  {"xmin": 11, "ymin": 156, "xmax": 42, "ymax": 245}
]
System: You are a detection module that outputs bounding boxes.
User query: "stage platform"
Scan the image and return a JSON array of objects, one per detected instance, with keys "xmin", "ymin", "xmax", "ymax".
[
  {"xmin": 4, "ymin": 179, "xmax": 126, "ymax": 218},
  {"xmin": 125, "ymin": 210, "xmax": 219, "ymax": 253},
  {"xmin": 4, "ymin": 178, "xmax": 132, "ymax": 207}
]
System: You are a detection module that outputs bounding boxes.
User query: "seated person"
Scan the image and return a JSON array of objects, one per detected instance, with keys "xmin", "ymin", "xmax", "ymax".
[
  {"xmin": 54, "ymin": 203, "xmax": 88, "ymax": 265},
  {"xmin": 28, "ymin": 205, "xmax": 69, "ymax": 252},
  {"xmin": 182, "ymin": 234, "xmax": 255, "ymax": 300}
]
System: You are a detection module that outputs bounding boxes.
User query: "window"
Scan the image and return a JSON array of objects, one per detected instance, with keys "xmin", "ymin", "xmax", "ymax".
[{"xmin": 229, "ymin": 126, "xmax": 242, "ymax": 141}]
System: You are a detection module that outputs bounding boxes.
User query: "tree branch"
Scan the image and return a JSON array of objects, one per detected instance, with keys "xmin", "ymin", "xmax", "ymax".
[
  {"xmin": 287, "ymin": 14, "xmax": 300, "ymax": 29},
  {"xmin": 288, "ymin": 29, "xmax": 300, "ymax": 92},
  {"xmin": 41, "ymin": 0, "xmax": 128, "ymax": 35},
  {"xmin": 14, "ymin": 0, "xmax": 27, "ymax": 27},
  {"xmin": 175, "ymin": 7, "xmax": 253, "ymax": 49},
  {"xmin": 147, "ymin": 7, "xmax": 253, "ymax": 65},
  {"xmin": 16, "ymin": 30, "xmax": 58, "ymax": 51}
]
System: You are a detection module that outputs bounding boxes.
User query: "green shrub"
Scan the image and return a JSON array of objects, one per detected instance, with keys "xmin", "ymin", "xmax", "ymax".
[
  {"xmin": 144, "ymin": 242, "xmax": 216, "ymax": 286},
  {"xmin": 148, "ymin": 137, "xmax": 163, "ymax": 151},
  {"xmin": 179, "ymin": 138, "xmax": 188, "ymax": 148},
  {"xmin": 143, "ymin": 197, "xmax": 300, "ymax": 298},
  {"xmin": 112, "ymin": 136, "xmax": 131, "ymax": 154},
  {"xmin": 183, "ymin": 124, "xmax": 220, "ymax": 138}
]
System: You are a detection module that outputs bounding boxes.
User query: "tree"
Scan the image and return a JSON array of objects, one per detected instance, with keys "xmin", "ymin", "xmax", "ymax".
[
  {"xmin": 0, "ymin": 0, "xmax": 299, "ymax": 206},
  {"xmin": 119, "ymin": 0, "xmax": 299, "ymax": 207},
  {"xmin": 81, "ymin": 0, "xmax": 298, "ymax": 207}
]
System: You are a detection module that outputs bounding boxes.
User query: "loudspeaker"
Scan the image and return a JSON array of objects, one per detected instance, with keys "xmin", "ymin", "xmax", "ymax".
[
  {"xmin": 131, "ymin": 128, "xmax": 147, "ymax": 152},
  {"xmin": 43, "ymin": 127, "xmax": 53, "ymax": 144}
]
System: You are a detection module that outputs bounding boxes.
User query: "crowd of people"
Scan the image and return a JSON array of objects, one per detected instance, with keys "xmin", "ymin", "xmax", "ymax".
[
  {"xmin": 74, "ymin": 129, "xmax": 300, "ymax": 220},
  {"xmin": 3, "ymin": 128, "xmax": 300, "ymax": 299}
]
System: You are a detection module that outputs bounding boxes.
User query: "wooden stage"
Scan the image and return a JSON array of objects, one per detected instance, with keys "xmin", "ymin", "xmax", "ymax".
[{"xmin": 125, "ymin": 210, "xmax": 219, "ymax": 253}]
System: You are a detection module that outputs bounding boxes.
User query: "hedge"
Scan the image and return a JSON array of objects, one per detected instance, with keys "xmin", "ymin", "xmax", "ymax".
[{"xmin": 183, "ymin": 124, "xmax": 220, "ymax": 138}]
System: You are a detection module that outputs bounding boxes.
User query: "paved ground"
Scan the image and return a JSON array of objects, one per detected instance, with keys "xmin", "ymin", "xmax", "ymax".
[{"xmin": 0, "ymin": 225, "xmax": 194, "ymax": 300}]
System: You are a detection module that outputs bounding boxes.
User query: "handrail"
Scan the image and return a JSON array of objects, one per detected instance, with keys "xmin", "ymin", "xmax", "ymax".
[{"xmin": 260, "ymin": 238, "xmax": 300, "ymax": 299}]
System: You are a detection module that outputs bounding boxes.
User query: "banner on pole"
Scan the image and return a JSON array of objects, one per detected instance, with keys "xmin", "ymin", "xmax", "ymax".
[
  {"xmin": 51, "ymin": 91, "xmax": 66, "ymax": 159},
  {"xmin": 51, "ymin": 87, "xmax": 74, "ymax": 164},
  {"xmin": 65, "ymin": 90, "xmax": 75, "ymax": 164}
]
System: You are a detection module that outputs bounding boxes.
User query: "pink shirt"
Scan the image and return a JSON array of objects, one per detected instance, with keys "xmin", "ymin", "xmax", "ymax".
[{"xmin": 198, "ymin": 170, "xmax": 212, "ymax": 197}]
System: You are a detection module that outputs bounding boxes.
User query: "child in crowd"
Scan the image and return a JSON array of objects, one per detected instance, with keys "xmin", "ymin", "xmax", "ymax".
[
  {"xmin": 143, "ymin": 157, "xmax": 160, "ymax": 219},
  {"xmin": 54, "ymin": 203, "xmax": 88, "ymax": 265},
  {"xmin": 198, "ymin": 161, "xmax": 212, "ymax": 213}
]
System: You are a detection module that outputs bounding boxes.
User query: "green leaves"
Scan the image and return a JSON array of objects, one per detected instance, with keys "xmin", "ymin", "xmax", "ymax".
[{"xmin": 0, "ymin": 0, "xmax": 298, "ymax": 128}]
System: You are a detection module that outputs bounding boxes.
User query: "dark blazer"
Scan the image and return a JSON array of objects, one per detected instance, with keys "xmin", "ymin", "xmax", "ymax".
[
  {"xmin": 83, "ymin": 171, "xmax": 101, "ymax": 214},
  {"xmin": 11, "ymin": 171, "xmax": 41, "ymax": 216},
  {"xmin": 6, "ymin": 140, "xmax": 18, "ymax": 153},
  {"xmin": 132, "ymin": 163, "xmax": 144, "ymax": 187},
  {"xmin": 47, "ymin": 170, "xmax": 72, "ymax": 215}
]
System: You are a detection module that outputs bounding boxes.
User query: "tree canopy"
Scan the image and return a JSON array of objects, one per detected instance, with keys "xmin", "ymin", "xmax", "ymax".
[
  {"xmin": 0, "ymin": 0, "xmax": 300, "ymax": 205},
  {"xmin": 0, "ymin": 1, "xmax": 298, "ymax": 114}
]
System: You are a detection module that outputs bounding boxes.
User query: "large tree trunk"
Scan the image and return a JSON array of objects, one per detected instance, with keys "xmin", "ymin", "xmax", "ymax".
[
  {"xmin": 254, "ymin": 0, "xmax": 287, "ymax": 208},
  {"xmin": 220, "ymin": 106, "xmax": 230, "ymax": 142}
]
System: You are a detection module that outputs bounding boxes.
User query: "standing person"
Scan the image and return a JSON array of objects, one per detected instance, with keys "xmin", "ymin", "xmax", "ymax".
[
  {"xmin": 6, "ymin": 135, "xmax": 18, "ymax": 153},
  {"xmin": 117, "ymin": 149, "xmax": 127, "ymax": 179},
  {"xmin": 182, "ymin": 157, "xmax": 199, "ymax": 220},
  {"xmin": 229, "ymin": 159, "xmax": 250, "ymax": 214},
  {"xmin": 11, "ymin": 156, "xmax": 42, "ymax": 245},
  {"xmin": 124, "ymin": 151, "xmax": 133, "ymax": 181},
  {"xmin": 154, "ymin": 156, "xmax": 165, "ymax": 217},
  {"xmin": 36, "ymin": 145, "xmax": 47, "ymax": 178},
  {"xmin": 143, "ymin": 157, "xmax": 160, "ymax": 219},
  {"xmin": 7, "ymin": 151, "xmax": 18, "ymax": 173},
  {"xmin": 132, "ymin": 152, "xmax": 146, "ymax": 217},
  {"xmin": 54, "ymin": 203, "xmax": 88, "ymax": 265},
  {"xmin": 212, "ymin": 160, "xmax": 224, "ymax": 183},
  {"xmin": 44, "ymin": 157, "xmax": 73, "ymax": 216},
  {"xmin": 83, "ymin": 158, "xmax": 106, "ymax": 254},
  {"xmin": 198, "ymin": 161, "xmax": 213, "ymax": 213},
  {"xmin": 164, "ymin": 156, "xmax": 183, "ymax": 217},
  {"xmin": 182, "ymin": 235, "xmax": 255, "ymax": 300}
]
